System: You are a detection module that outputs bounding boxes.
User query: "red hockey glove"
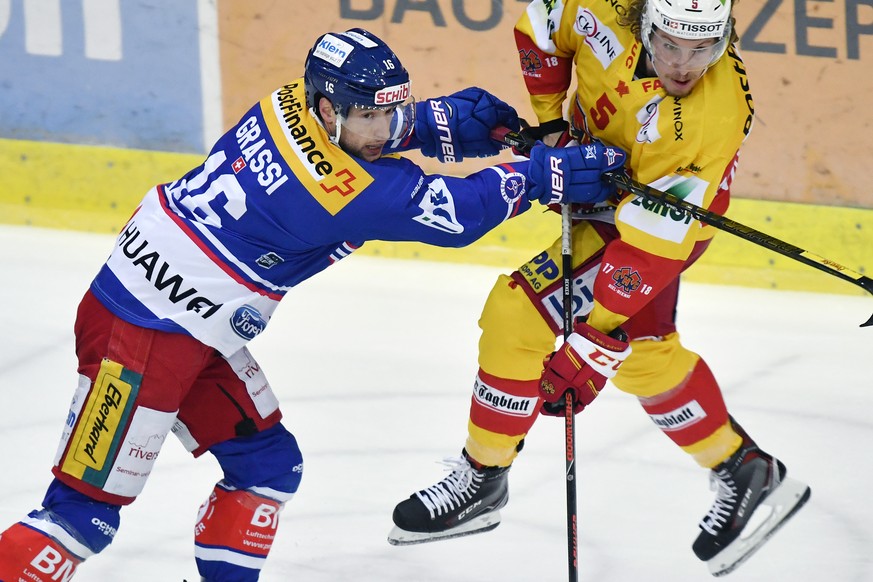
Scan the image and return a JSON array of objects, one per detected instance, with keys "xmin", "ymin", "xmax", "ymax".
[{"xmin": 539, "ymin": 323, "xmax": 631, "ymax": 416}]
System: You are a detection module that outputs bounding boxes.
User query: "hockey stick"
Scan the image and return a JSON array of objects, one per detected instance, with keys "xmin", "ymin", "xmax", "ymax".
[
  {"xmin": 491, "ymin": 127, "xmax": 873, "ymax": 328},
  {"xmin": 504, "ymin": 122, "xmax": 579, "ymax": 579},
  {"xmin": 560, "ymin": 203, "xmax": 579, "ymax": 582}
]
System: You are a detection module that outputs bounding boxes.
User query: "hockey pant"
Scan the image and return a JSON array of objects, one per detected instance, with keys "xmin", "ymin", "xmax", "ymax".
[
  {"xmin": 466, "ymin": 221, "xmax": 743, "ymax": 470},
  {"xmin": 0, "ymin": 290, "xmax": 302, "ymax": 582}
]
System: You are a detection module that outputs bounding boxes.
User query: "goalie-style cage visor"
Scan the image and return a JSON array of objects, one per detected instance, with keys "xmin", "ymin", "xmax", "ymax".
[{"xmin": 642, "ymin": 0, "xmax": 732, "ymax": 72}]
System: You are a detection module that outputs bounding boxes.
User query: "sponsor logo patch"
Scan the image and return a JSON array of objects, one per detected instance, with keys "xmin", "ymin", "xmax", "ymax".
[
  {"xmin": 341, "ymin": 30, "xmax": 378, "ymax": 48},
  {"xmin": 473, "ymin": 376, "xmax": 538, "ymax": 417},
  {"xmin": 659, "ymin": 16, "xmax": 725, "ymax": 39},
  {"xmin": 313, "ymin": 34, "xmax": 354, "ymax": 67},
  {"xmin": 635, "ymin": 95, "xmax": 664, "ymax": 144},
  {"xmin": 71, "ymin": 365, "xmax": 133, "ymax": 471},
  {"xmin": 100, "ymin": 405, "xmax": 177, "ymax": 497},
  {"xmin": 538, "ymin": 260, "xmax": 600, "ymax": 329},
  {"xmin": 574, "ymin": 7, "xmax": 624, "ymax": 69},
  {"xmin": 648, "ymin": 400, "xmax": 707, "ymax": 431},
  {"xmin": 61, "ymin": 360, "xmax": 140, "ymax": 488},
  {"xmin": 230, "ymin": 304, "xmax": 267, "ymax": 340},
  {"xmin": 266, "ymin": 83, "xmax": 374, "ymax": 215},
  {"xmin": 375, "ymin": 82, "xmax": 410, "ymax": 105},
  {"xmin": 115, "ymin": 222, "xmax": 223, "ymax": 318},
  {"xmin": 618, "ymin": 174, "xmax": 707, "ymax": 243}
]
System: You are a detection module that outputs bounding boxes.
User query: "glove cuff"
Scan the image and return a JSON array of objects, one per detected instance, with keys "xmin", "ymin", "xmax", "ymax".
[{"xmin": 565, "ymin": 327, "xmax": 631, "ymax": 380}]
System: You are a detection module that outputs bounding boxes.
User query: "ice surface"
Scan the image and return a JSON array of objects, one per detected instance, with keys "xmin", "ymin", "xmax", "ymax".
[{"xmin": 1, "ymin": 225, "xmax": 871, "ymax": 582}]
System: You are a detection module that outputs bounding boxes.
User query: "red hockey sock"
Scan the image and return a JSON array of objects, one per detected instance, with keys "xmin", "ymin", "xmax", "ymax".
[
  {"xmin": 638, "ymin": 358, "xmax": 729, "ymax": 447},
  {"xmin": 194, "ymin": 484, "xmax": 284, "ymax": 574},
  {"xmin": 469, "ymin": 368, "xmax": 540, "ymax": 437},
  {"xmin": 466, "ymin": 369, "xmax": 540, "ymax": 466},
  {"xmin": 0, "ymin": 521, "xmax": 89, "ymax": 582}
]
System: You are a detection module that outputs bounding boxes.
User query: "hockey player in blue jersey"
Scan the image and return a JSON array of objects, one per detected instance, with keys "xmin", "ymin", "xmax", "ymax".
[{"xmin": 0, "ymin": 28, "xmax": 625, "ymax": 581}]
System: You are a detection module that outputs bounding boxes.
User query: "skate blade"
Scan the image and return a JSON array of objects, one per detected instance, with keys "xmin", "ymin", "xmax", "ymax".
[
  {"xmin": 387, "ymin": 511, "xmax": 502, "ymax": 546},
  {"xmin": 708, "ymin": 477, "xmax": 811, "ymax": 577}
]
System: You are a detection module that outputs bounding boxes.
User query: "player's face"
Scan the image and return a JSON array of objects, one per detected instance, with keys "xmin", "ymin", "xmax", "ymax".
[
  {"xmin": 338, "ymin": 106, "xmax": 396, "ymax": 162},
  {"xmin": 648, "ymin": 28, "xmax": 723, "ymax": 97}
]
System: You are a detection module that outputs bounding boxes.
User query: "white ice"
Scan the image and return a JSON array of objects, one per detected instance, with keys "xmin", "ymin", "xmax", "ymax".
[{"xmin": 1, "ymin": 225, "xmax": 871, "ymax": 582}]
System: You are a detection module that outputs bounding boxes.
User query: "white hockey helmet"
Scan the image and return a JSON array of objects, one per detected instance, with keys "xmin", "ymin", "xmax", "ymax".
[{"xmin": 642, "ymin": 0, "xmax": 732, "ymax": 70}]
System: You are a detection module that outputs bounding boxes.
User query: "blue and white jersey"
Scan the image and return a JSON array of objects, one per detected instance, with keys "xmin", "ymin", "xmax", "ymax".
[{"xmin": 90, "ymin": 79, "xmax": 532, "ymax": 356}]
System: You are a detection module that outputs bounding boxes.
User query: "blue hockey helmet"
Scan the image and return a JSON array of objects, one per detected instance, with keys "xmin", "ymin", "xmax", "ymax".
[{"xmin": 304, "ymin": 28, "xmax": 411, "ymax": 118}]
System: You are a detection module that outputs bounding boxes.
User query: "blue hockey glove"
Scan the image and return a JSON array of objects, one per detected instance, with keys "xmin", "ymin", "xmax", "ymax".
[
  {"xmin": 415, "ymin": 87, "xmax": 520, "ymax": 163},
  {"xmin": 526, "ymin": 142, "xmax": 626, "ymax": 205}
]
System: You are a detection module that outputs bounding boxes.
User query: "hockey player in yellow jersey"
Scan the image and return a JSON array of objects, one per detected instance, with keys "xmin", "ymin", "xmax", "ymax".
[{"xmin": 389, "ymin": 0, "xmax": 811, "ymax": 575}]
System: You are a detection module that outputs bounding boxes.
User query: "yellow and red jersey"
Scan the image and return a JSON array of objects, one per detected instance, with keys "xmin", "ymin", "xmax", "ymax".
[{"xmin": 515, "ymin": 0, "xmax": 753, "ymax": 332}]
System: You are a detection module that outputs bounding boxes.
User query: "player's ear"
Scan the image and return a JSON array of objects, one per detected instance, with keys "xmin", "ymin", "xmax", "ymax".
[{"xmin": 318, "ymin": 97, "xmax": 336, "ymax": 129}]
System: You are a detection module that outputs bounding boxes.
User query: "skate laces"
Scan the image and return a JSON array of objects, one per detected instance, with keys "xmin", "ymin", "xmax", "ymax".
[
  {"xmin": 415, "ymin": 456, "xmax": 483, "ymax": 519},
  {"xmin": 700, "ymin": 468, "xmax": 739, "ymax": 535}
]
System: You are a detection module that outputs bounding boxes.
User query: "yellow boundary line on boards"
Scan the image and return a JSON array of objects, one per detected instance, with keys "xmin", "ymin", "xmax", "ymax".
[{"xmin": 1, "ymin": 138, "xmax": 869, "ymax": 297}]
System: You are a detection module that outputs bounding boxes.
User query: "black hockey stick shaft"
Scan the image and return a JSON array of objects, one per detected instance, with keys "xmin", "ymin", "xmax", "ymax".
[
  {"xmin": 491, "ymin": 127, "xmax": 873, "ymax": 327},
  {"xmin": 496, "ymin": 127, "xmax": 578, "ymax": 577},
  {"xmin": 560, "ymin": 204, "xmax": 579, "ymax": 582},
  {"xmin": 604, "ymin": 172, "xmax": 873, "ymax": 326}
]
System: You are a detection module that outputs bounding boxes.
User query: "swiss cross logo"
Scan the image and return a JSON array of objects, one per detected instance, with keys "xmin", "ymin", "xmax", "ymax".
[
  {"xmin": 232, "ymin": 157, "xmax": 246, "ymax": 173},
  {"xmin": 319, "ymin": 168, "xmax": 357, "ymax": 197}
]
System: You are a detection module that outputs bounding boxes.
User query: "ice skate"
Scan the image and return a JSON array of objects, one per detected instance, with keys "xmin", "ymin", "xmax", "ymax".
[
  {"xmin": 388, "ymin": 450, "xmax": 509, "ymax": 546},
  {"xmin": 693, "ymin": 424, "xmax": 811, "ymax": 576}
]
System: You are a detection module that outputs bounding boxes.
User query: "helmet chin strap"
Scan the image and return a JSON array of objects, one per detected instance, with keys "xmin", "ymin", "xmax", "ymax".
[
  {"xmin": 334, "ymin": 114, "xmax": 344, "ymax": 146},
  {"xmin": 310, "ymin": 106, "xmax": 343, "ymax": 146}
]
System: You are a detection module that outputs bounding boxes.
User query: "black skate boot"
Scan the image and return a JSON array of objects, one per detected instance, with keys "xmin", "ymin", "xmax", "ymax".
[
  {"xmin": 388, "ymin": 450, "xmax": 509, "ymax": 546},
  {"xmin": 693, "ymin": 420, "xmax": 811, "ymax": 576}
]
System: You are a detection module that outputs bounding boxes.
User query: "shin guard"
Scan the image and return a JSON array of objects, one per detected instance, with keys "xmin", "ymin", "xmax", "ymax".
[
  {"xmin": 194, "ymin": 483, "xmax": 284, "ymax": 581},
  {"xmin": 0, "ymin": 519, "xmax": 92, "ymax": 582}
]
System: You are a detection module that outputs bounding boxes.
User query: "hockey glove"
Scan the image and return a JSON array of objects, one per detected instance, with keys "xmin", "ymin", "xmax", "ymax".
[
  {"xmin": 539, "ymin": 322, "xmax": 631, "ymax": 416},
  {"xmin": 415, "ymin": 87, "xmax": 520, "ymax": 163},
  {"xmin": 526, "ymin": 142, "xmax": 626, "ymax": 205}
]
